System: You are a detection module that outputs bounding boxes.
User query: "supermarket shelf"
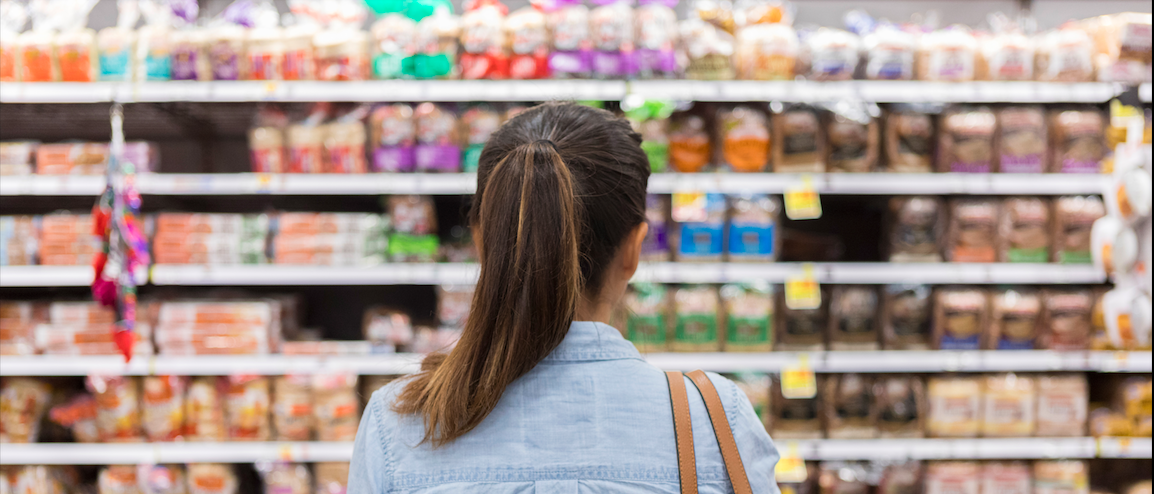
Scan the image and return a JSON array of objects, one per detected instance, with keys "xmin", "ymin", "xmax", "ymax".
[
  {"xmin": 1097, "ymin": 437, "xmax": 1154, "ymax": 459},
  {"xmin": 0, "ymin": 265, "xmax": 92, "ymax": 287},
  {"xmin": 148, "ymin": 263, "xmax": 481, "ymax": 286},
  {"xmin": 7, "ymin": 438, "xmax": 1147, "ymax": 465},
  {"xmin": 2, "ymin": 351, "xmax": 1146, "ymax": 377},
  {"xmin": 0, "ymin": 173, "xmax": 1111, "ymax": 197},
  {"xmin": 0, "ymin": 81, "xmax": 1134, "ymax": 104}
]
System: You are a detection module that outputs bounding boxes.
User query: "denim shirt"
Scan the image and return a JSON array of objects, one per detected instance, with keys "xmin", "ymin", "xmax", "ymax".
[{"xmin": 349, "ymin": 321, "xmax": 781, "ymax": 493}]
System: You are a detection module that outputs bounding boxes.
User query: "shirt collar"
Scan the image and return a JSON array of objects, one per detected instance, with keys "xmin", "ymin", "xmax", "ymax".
[{"xmin": 542, "ymin": 321, "xmax": 644, "ymax": 362}]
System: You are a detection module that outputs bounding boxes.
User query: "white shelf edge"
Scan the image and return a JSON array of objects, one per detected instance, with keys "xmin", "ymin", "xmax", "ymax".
[
  {"xmin": 1097, "ymin": 437, "xmax": 1153, "ymax": 459},
  {"xmin": 0, "ymin": 265, "xmax": 92, "ymax": 287}
]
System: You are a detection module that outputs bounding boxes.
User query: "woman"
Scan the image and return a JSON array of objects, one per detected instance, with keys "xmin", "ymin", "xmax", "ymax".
[{"xmin": 349, "ymin": 102, "xmax": 779, "ymax": 493}]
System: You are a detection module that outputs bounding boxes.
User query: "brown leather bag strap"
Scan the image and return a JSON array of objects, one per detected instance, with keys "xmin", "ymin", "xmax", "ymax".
[
  {"xmin": 686, "ymin": 370, "xmax": 754, "ymax": 494},
  {"xmin": 665, "ymin": 371, "xmax": 697, "ymax": 494}
]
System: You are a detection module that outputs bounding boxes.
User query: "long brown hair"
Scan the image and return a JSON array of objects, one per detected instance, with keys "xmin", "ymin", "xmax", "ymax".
[{"xmin": 393, "ymin": 102, "xmax": 650, "ymax": 446}]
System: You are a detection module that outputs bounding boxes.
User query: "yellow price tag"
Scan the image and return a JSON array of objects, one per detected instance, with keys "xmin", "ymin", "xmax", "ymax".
[
  {"xmin": 671, "ymin": 192, "xmax": 707, "ymax": 222},
  {"xmin": 781, "ymin": 354, "xmax": 817, "ymax": 399},
  {"xmin": 785, "ymin": 264, "xmax": 821, "ymax": 310},
  {"xmin": 278, "ymin": 444, "xmax": 295, "ymax": 461},
  {"xmin": 774, "ymin": 442, "xmax": 808, "ymax": 483},
  {"xmin": 784, "ymin": 176, "xmax": 821, "ymax": 220},
  {"xmin": 254, "ymin": 173, "xmax": 275, "ymax": 193}
]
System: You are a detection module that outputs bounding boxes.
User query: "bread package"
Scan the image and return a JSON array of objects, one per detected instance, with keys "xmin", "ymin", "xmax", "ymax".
[
  {"xmin": 1036, "ymin": 374, "xmax": 1088, "ymax": 436},
  {"xmin": 824, "ymin": 373, "xmax": 877, "ymax": 439},
  {"xmin": 258, "ymin": 462, "xmax": 310, "ymax": 494},
  {"xmin": 642, "ymin": 195, "xmax": 671, "ymax": 262},
  {"xmin": 980, "ymin": 29, "xmax": 1035, "ymax": 81},
  {"xmin": 682, "ymin": 18, "xmax": 737, "ymax": 80},
  {"xmin": 187, "ymin": 463, "xmax": 238, "ymax": 494},
  {"xmin": 980, "ymin": 462, "xmax": 1032, "ymax": 494},
  {"xmin": 622, "ymin": 283, "xmax": 669, "ymax": 352},
  {"xmin": 223, "ymin": 376, "xmax": 270, "ymax": 441},
  {"xmin": 1034, "ymin": 461, "xmax": 1089, "ymax": 494},
  {"xmin": 313, "ymin": 373, "xmax": 359, "ymax": 441},
  {"xmin": 272, "ymin": 375, "xmax": 313, "ymax": 441},
  {"xmin": 934, "ymin": 288, "xmax": 989, "ymax": 350},
  {"xmin": 884, "ymin": 108, "xmax": 935, "ymax": 173},
  {"xmin": 828, "ymin": 286, "xmax": 880, "ymax": 351},
  {"xmin": 1036, "ymin": 28, "xmax": 1095, "ymax": 82},
  {"xmin": 363, "ymin": 307, "xmax": 413, "ymax": 349},
  {"xmin": 990, "ymin": 288, "xmax": 1041, "ymax": 350},
  {"xmin": 773, "ymin": 107, "xmax": 824, "ymax": 173},
  {"xmin": 727, "ymin": 194, "xmax": 779, "ymax": 262},
  {"xmin": 946, "ymin": 198, "xmax": 1000, "ymax": 263},
  {"xmin": 863, "ymin": 25, "xmax": 916, "ymax": 80},
  {"xmin": 776, "ymin": 288, "xmax": 828, "ymax": 351},
  {"xmin": 1084, "ymin": 13, "xmax": 1153, "ymax": 83},
  {"xmin": 671, "ymin": 285, "xmax": 721, "ymax": 352},
  {"xmin": 414, "ymin": 103, "xmax": 461, "ymax": 173},
  {"xmin": 668, "ymin": 113, "xmax": 712, "ymax": 172},
  {"xmin": 874, "ymin": 375, "xmax": 926, "ymax": 438},
  {"xmin": 0, "ymin": 377, "xmax": 50, "ymax": 443},
  {"xmin": 184, "ymin": 377, "xmax": 225, "ymax": 441},
  {"xmin": 996, "ymin": 106, "xmax": 1048, "ymax": 173},
  {"xmin": 1050, "ymin": 109, "xmax": 1106, "ymax": 174},
  {"xmin": 98, "ymin": 465, "xmax": 142, "ymax": 494},
  {"xmin": 937, "ymin": 106, "xmax": 996, "ymax": 173},
  {"xmin": 927, "ymin": 376, "xmax": 982, "ymax": 437},
  {"xmin": 826, "ymin": 112, "xmax": 878, "ymax": 173},
  {"xmin": 142, "ymin": 375, "xmax": 186, "ymax": 442},
  {"xmin": 720, "ymin": 283, "xmax": 774, "ymax": 352},
  {"xmin": 87, "ymin": 376, "xmax": 143, "ymax": 442},
  {"xmin": 770, "ymin": 374, "xmax": 823, "ymax": 439},
  {"xmin": 719, "ymin": 106, "xmax": 770, "ymax": 172},
  {"xmin": 917, "ymin": 27, "xmax": 977, "ymax": 81},
  {"xmin": 369, "ymin": 103, "xmax": 416, "ymax": 173},
  {"xmin": 879, "ymin": 462, "xmax": 923, "ymax": 494},
  {"xmin": 818, "ymin": 462, "xmax": 870, "ymax": 494},
  {"xmin": 1052, "ymin": 196, "xmax": 1106, "ymax": 264},
  {"xmin": 735, "ymin": 23, "xmax": 796, "ymax": 80},
  {"xmin": 882, "ymin": 285, "xmax": 933, "ymax": 350},
  {"xmin": 460, "ymin": 105, "xmax": 501, "ymax": 172},
  {"xmin": 138, "ymin": 464, "xmax": 187, "ymax": 494},
  {"xmin": 805, "ymin": 28, "xmax": 860, "ymax": 81},
  {"xmin": 999, "ymin": 197, "xmax": 1051, "ymax": 263},
  {"xmin": 674, "ymin": 193, "xmax": 726, "ymax": 262},
  {"xmin": 1040, "ymin": 289, "xmax": 1093, "ymax": 350},
  {"xmin": 314, "ymin": 463, "xmax": 350, "ymax": 494},
  {"xmin": 925, "ymin": 462, "xmax": 981, "ymax": 494},
  {"xmin": 982, "ymin": 373, "xmax": 1037, "ymax": 437},
  {"xmin": 888, "ymin": 197, "xmax": 945, "ymax": 263}
]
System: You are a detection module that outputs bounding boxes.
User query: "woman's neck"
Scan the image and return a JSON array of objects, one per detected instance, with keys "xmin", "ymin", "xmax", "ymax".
[{"xmin": 575, "ymin": 296, "xmax": 613, "ymax": 324}]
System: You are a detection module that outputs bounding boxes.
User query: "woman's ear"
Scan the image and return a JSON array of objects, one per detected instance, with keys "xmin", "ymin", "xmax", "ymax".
[{"xmin": 620, "ymin": 222, "xmax": 648, "ymax": 278}]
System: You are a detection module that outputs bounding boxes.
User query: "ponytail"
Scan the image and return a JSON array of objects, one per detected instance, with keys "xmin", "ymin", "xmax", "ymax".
[{"xmin": 394, "ymin": 139, "xmax": 582, "ymax": 447}]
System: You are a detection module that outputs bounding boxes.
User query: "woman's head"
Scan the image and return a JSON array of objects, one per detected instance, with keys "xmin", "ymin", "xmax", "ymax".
[{"xmin": 395, "ymin": 102, "xmax": 650, "ymax": 446}]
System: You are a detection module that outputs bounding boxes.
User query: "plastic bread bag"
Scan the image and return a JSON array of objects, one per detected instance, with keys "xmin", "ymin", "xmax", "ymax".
[
  {"xmin": 48, "ymin": 393, "xmax": 100, "ymax": 442},
  {"xmin": 735, "ymin": 22, "xmax": 794, "ymax": 80},
  {"xmin": 324, "ymin": 106, "xmax": 369, "ymax": 174},
  {"xmin": 887, "ymin": 196, "xmax": 944, "ymax": 263},
  {"xmin": 99, "ymin": 465, "xmax": 143, "ymax": 494},
  {"xmin": 16, "ymin": 0, "xmax": 58, "ymax": 82},
  {"xmin": 989, "ymin": 288, "xmax": 1041, "ymax": 350},
  {"xmin": 282, "ymin": 13, "xmax": 317, "ymax": 80},
  {"xmin": 1039, "ymin": 288, "xmax": 1093, "ymax": 351},
  {"xmin": 727, "ymin": 194, "xmax": 778, "ymax": 262},
  {"xmin": 828, "ymin": 286, "xmax": 880, "ymax": 351},
  {"xmin": 1034, "ymin": 461, "xmax": 1089, "ymax": 494},
  {"xmin": 313, "ymin": 373, "xmax": 359, "ymax": 441},
  {"xmin": 589, "ymin": 0, "xmax": 637, "ymax": 79},
  {"xmin": 314, "ymin": 462, "xmax": 350, "ymax": 494},
  {"xmin": 288, "ymin": 104, "xmax": 329, "ymax": 173},
  {"xmin": 995, "ymin": 106, "xmax": 1047, "ymax": 173},
  {"xmin": 926, "ymin": 376, "xmax": 981, "ymax": 438},
  {"xmin": 459, "ymin": 104, "xmax": 501, "ymax": 172},
  {"xmin": 999, "ymin": 197, "xmax": 1051, "ymax": 263},
  {"xmin": 223, "ymin": 375, "xmax": 270, "ymax": 441},
  {"xmin": 978, "ymin": 13, "xmax": 1034, "ymax": 81},
  {"xmin": 641, "ymin": 194, "xmax": 671, "ymax": 262},
  {"xmin": 673, "ymin": 193, "xmax": 725, "ymax": 262},
  {"xmin": 862, "ymin": 23, "xmax": 915, "ymax": 80},
  {"xmin": 547, "ymin": 4, "xmax": 592, "ymax": 78},
  {"xmin": 368, "ymin": 103, "xmax": 416, "ymax": 172},
  {"xmin": 775, "ymin": 286, "xmax": 828, "ymax": 351},
  {"xmin": 256, "ymin": 462, "xmax": 310, "ymax": 494},
  {"xmin": 1036, "ymin": 25, "xmax": 1094, "ymax": 82},
  {"xmin": 0, "ymin": 377, "xmax": 50, "ymax": 443},
  {"xmin": 0, "ymin": 0, "xmax": 28, "ymax": 82},
  {"xmin": 937, "ymin": 106, "xmax": 996, "ymax": 173},
  {"xmin": 411, "ymin": 6, "xmax": 459, "ymax": 79},
  {"xmin": 981, "ymin": 373, "xmax": 1037, "ymax": 437},
  {"xmin": 933, "ymin": 287, "xmax": 989, "ymax": 350},
  {"xmin": 314, "ymin": 29, "xmax": 368, "ymax": 81},
  {"xmin": 980, "ymin": 462, "xmax": 1032, "ymax": 494},
  {"xmin": 769, "ymin": 374, "xmax": 822, "ymax": 439},
  {"xmin": 1084, "ymin": 13, "xmax": 1152, "ymax": 84},
  {"xmin": 414, "ymin": 103, "xmax": 461, "ymax": 173},
  {"xmin": 370, "ymin": 14, "xmax": 416, "ymax": 79},
  {"xmin": 925, "ymin": 462, "xmax": 981, "ymax": 494},
  {"xmin": 459, "ymin": 0, "xmax": 509, "ymax": 80},
  {"xmin": 917, "ymin": 26, "xmax": 977, "ymax": 82},
  {"xmin": 873, "ymin": 375, "xmax": 925, "ymax": 438},
  {"xmin": 246, "ymin": 7, "xmax": 284, "ymax": 81},
  {"xmin": 249, "ymin": 105, "xmax": 289, "ymax": 173},
  {"xmin": 1049, "ymin": 108, "xmax": 1106, "ymax": 174},
  {"xmin": 184, "ymin": 376, "xmax": 225, "ymax": 441},
  {"xmin": 670, "ymin": 285, "xmax": 721, "ymax": 352},
  {"xmin": 718, "ymin": 106, "xmax": 770, "ymax": 173},
  {"xmin": 169, "ymin": 28, "xmax": 207, "ymax": 82},
  {"xmin": 387, "ymin": 195, "xmax": 436, "ymax": 235},
  {"xmin": 681, "ymin": 18, "xmax": 735, "ymax": 80},
  {"xmin": 1035, "ymin": 373, "xmax": 1088, "ymax": 436},
  {"xmin": 825, "ymin": 103, "xmax": 879, "ymax": 173},
  {"xmin": 142, "ymin": 375, "xmax": 186, "ymax": 441},
  {"xmin": 187, "ymin": 464, "xmax": 238, "ymax": 494},
  {"xmin": 86, "ymin": 375, "xmax": 143, "ymax": 442},
  {"xmin": 881, "ymin": 284, "xmax": 932, "ymax": 350},
  {"xmin": 772, "ymin": 105, "xmax": 824, "ymax": 173},
  {"xmin": 272, "ymin": 374, "xmax": 312, "ymax": 441},
  {"xmin": 823, "ymin": 373, "xmax": 877, "ymax": 439},
  {"xmin": 634, "ymin": 0, "xmax": 678, "ymax": 79},
  {"xmin": 668, "ymin": 111, "xmax": 712, "ymax": 172},
  {"xmin": 363, "ymin": 307, "xmax": 413, "ymax": 348},
  {"xmin": 136, "ymin": 464, "xmax": 188, "ymax": 494},
  {"xmin": 817, "ymin": 462, "xmax": 870, "ymax": 494},
  {"xmin": 946, "ymin": 198, "xmax": 1000, "ymax": 263},
  {"xmin": 505, "ymin": 7, "xmax": 550, "ymax": 79},
  {"xmin": 437, "ymin": 284, "xmax": 474, "ymax": 328},
  {"xmin": 94, "ymin": 0, "xmax": 140, "ymax": 82},
  {"xmin": 720, "ymin": 283, "xmax": 773, "ymax": 352},
  {"xmin": 883, "ymin": 105, "xmax": 936, "ymax": 173},
  {"xmin": 804, "ymin": 28, "xmax": 859, "ymax": 81}
]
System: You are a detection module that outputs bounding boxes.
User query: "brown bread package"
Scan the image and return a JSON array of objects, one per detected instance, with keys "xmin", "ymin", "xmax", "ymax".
[
  {"xmin": 670, "ymin": 285, "xmax": 722, "ymax": 352},
  {"xmin": 1052, "ymin": 196, "xmax": 1106, "ymax": 264},
  {"xmin": 223, "ymin": 375, "xmax": 271, "ymax": 441},
  {"xmin": 999, "ymin": 197, "xmax": 1051, "ymax": 263},
  {"xmin": 927, "ymin": 376, "xmax": 982, "ymax": 437},
  {"xmin": 769, "ymin": 374, "xmax": 823, "ymax": 439},
  {"xmin": 996, "ymin": 106, "xmax": 1048, "ymax": 173},
  {"xmin": 1034, "ymin": 461, "xmax": 1090, "ymax": 494},
  {"xmin": 980, "ymin": 461, "xmax": 1032, "ymax": 494},
  {"xmin": 937, "ymin": 106, "xmax": 997, "ymax": 173},
  {"xmin": 315, "ymin": 462, "xmax": 350, "ymax": 494},
  {"xmin": 826, "ymin": 113, "xmax": 879, "ymax": 173},
  {"xmin": 989, "ymin": 288, "xmax": 1041, "ymax": 350},
  {"xmin": 773, "ymin": 107, "xmax": 825, "ymax": 173},
  {"xmin": 925, "ymin": 461, "xmax": 981, "ymax": 494},
  {"xmin": 718, "ymin": 106, "xmax": 771, "ymax": 172},
  {"xmin": 823, "ymin": 373, "xmax": 877, "ymax": 439},
  {"xmin": 1049, "ymin": 108, "xmax": 1106, "ymax": 174},
  {"xmin": 776, "ymin": 288, "xmax": 829, "ymax": 351},
  {"xmin": 981, "ymin": 373, "xmax": 1037, "ymax": 437},
  {"xmin": 668, "ymin": 113, "xmax": 712, "ymax": 173},
  {"xmin": 185, "ymin": 376, "xmax": 225, "ymax": 441},
  {"xmin": 933, "ymin": 288, "xmax": 990, "ymax": 351},
  {"xmin": 828, "ymin": 286, "xmax": 880, "ymax": 351},
  {"xmin": 884, "ymin": 108, "xmax": 935, "ymax": 172},
  {"xmin": 887, "ymin": 196, "xmax": 945, "ymax": 263},
  {"xmin": 874, "ymin": 375, "xmax": 926, "ymax": 438},
  {"xmin": 881, "ymin": 285, "xmax": 933, "ymax": 350},
  {"xmin": 946, "ymin": 198, "xmax": 1000, "ymax": 263},
  {"xmin": 1039, "ymin": 289, "xmax": 1093, "ymax": 350},
  {"xmin": 879, "ymin": 462, "xmax": 923, "ymax": 494},
  {"xmin": 313, "ymin": 373, "xmax": 360, "ymax": 441},
  {"xmin": 1035, "ymin": 373, "xmax": 1088, "ymax": 436},
  {"xmin": 272, "ymin": 375, "xmax": 313, "ymax": 441},
  {"xmin": 818, "ymin": 462, "xmax": 870, "ymax": 494}
]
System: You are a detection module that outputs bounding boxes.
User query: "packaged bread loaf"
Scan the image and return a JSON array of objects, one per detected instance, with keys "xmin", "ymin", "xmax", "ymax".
[
  {"xmin": 917, "ymin": 27, "xmax": 977, "ymax": 81},
  {"xmin": 824, "ymin": 373, "xmax": 877, "ymax": 439},
  {"xmin": 805, "ymin": 28, "xmax": 860, "ymax": 81},
  {"xmin": 623, "ymin": 283, "xmax": 669, "ymax": 352},
  {"xmin": 996, "ymin": 106, "xmax": 1047, "ymax": 173},
  {"xmin": 719, "ymin": 106, "xmax": 770, "ymax": 172},
  {"xmin": 187, "ymin": 464, "xmax": 238, "ymax": 494},
  {"xmin": 184, "ymin": 377, "xmax": 225, "ymax": 441},
  {"xmin": 1034, "ymin": 461, "xmax": 1089, "ymax": 494},
  {"xmin": 1040, "ymin": 289, "xmax": 1093, "ymax": 350},
  {"xmin": 773, "ymin": 106, "xmax": 824, "ymax": 173},
  {"xmin": 927, "ymin": 376, "xmax": 982, "ymax": 437},
  {"xmin": 999, "ymin": 197, "xmax": 1051, "ymax": 263},
  {"xmin": 503, "ymin": 7, "xmax": 550, "ymax": 80},
  {"xmin": 874, "ymin": 375, "xmax": 925, "ymax": 437},
  {"xmin": 671, "ymin": 285, "xmax": 721, "ymax": 352},
  {"xmin": 682, "ymin": 18, "xmax": 737, "ymax": 80},
  {"xmin": 862, "ymin": 25, "xmax": 916, "ymax": 80},
  {"xmin": 990, "ymin": 288, "xmax": 1041, "ymax": 350},
  {"xmin": 142, "ymin": 375, "xmax": 186, "ymax": 442},
  {"xmin": 727, "ymin": 194, "xmax": 779, "ymax": 262},
  {"xmin": 642, "ymin": 195, "xmax": 671, "ymax": 262},
  {"xmin": 826, "ymin": 111, "xmax": 878, "ymax": 173},
  {"xmin": 1036, "ymin": 27, "xmax": 1095, "ymax": 82},
  {"xmin": 314, "ymin": 462, "xmax": 350, "ymax": 494},
  {"xmin": 980, "ymin": 26, "xmax": 1035, "ymax": 81},
  {"xmin": 272, "ymin": 375, "xmax": 312, "ymax": 441},
  {"xmin": 0, "ymin": 377, "xmax": 50, "ymax": 443},
  {"xmin": 1050, "ymin": 108, "xmax": 1106, "ymax": 174},
  {"xmin": 882, "ymin": 285, "xmax": 933, "ymax": 350},
  {"xmin": 878, "ymin": 461, "xmax": 922, "ymax": 494},
  {"xmin": 934, "ymin": 288, "xmax": 989, "ymax": 350},
  {"xmin": 363, "ymin": 307, "xmax": 413, "ymax": 349},
  {"xmin": 888, "ymin": 197, "xmax": 945, "ymax": 263},
  {"xmin": 460, "ymin": 105, "xmax": 501, "ymax": 172},
  {"xmin": 369, "ymin": 103, "xmax": 416, "ymax": 173},
  {"xmin": 884, "ymin": 107, "xmax": 935, "ymax": 173},
  {"xmin": 1036, "ymin": 374, "xmax": 1088, "ymax": 436},
  {"xmin": 669, "ymin": 113, "xmax": 712, "ymax": 173},
  {"xmin": 258, "ymin": 462, "xmax": 310, "ymax": 494},
  {"xmin": 86, "ymin": 375, "xmax": 143, "ymax": 442},
  {"xmin": 1052, "ymin": 196, "xmax": 1106, "ymax": 264},
  {"xmin": 828, "ymin": 286, "xmax": 880, "ymax": 351},
  {"xmin": 414, "ymin": 103, "xmax": 461, "ymax": 173},
  {"xmin": 721, "ymin": 283, "xmax": 774, "ymax": 351},
  {"xmin": 982, "ymin": 373, "xmax": 1036, "ymax": 437},
  {"xmin": 776, "ymin": 287, "xmax": 828, "ymax": 351},
  {"xmin": 139, "ymin": 464, "xmax": 187, "ymax": 494},
  {"xmin": 436, "ymin": 284, "xmax": 474, "ymax": 329},
  {"xmin": 937, "ymin": 106, "xmax": 997, "ymax": 173},
  {"xmin": 946, "ymin": 198, "xmax": 1000, "ymax": 263},
  {"xmin": 98, "ymin": 464, "xmax": 142, "ymax": 494},
  {"xmin": 313, "ymin": 373, "xmax": 359, "ymax": 441},
  {"xmin": 674, "ymin": 193, "xmax": 726, "ymax": 262},
  {"xmin": 223, "ymin": 375, "xmax": 270, "ymax": 441},
  {"xmin": 817, "ymin": 462, "xmax": 870, "ymax": 494},
  {"xmin": 925, "ymin": 461, "xmax": 981, "ymax": 494},
  {"xmin": 770, "ymin": 374, "xmax": 823, "ymax": 439},
  {"xmin": 980, "ymin": 462, "xmax": 1032, "ymax": 494}
]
